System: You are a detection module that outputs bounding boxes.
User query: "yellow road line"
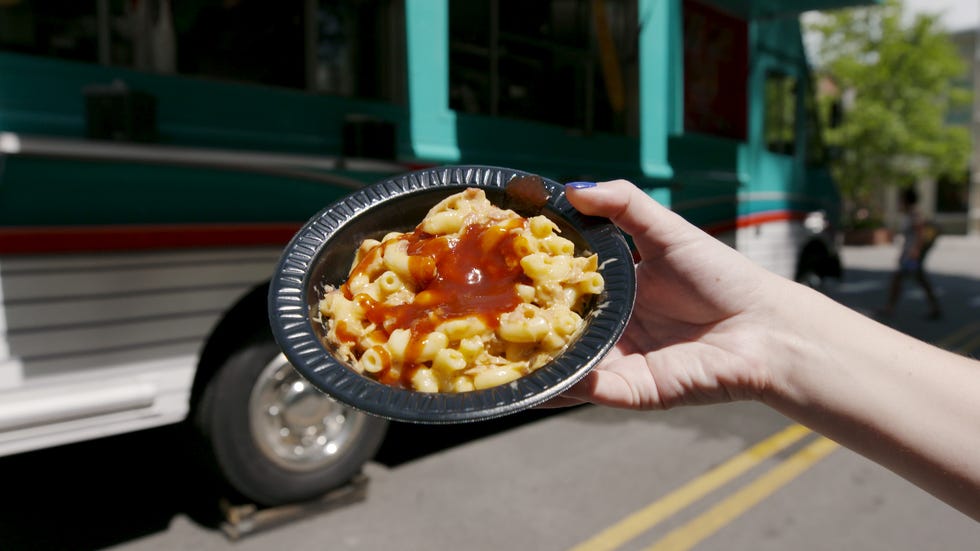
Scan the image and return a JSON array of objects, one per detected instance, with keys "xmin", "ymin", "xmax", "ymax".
[
  {"xmin": 642, "ymin": 436, "xmax": 839, "ymax": 551},
  {"xmin": 568, "ymin": 424, "xmax": 812, "ymax": 551},
  {"xmin": 936, "ymin": 321, "xmax": 980, "ymax": 350},
  {"xmin": 955, "ymin": 332, "xmax": 980, "ymax": 355},
  {"xmin": 569, "ymin": 323, "xmax": 975, "ymax": 551}
]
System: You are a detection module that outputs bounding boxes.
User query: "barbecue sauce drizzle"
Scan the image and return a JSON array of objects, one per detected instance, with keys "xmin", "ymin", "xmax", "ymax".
[{"xmin": 339, "ymin": 218, "xmax": 531, "ymax": 388}]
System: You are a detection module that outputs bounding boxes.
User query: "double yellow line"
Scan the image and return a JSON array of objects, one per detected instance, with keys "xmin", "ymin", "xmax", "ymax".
[
  {"xmin": 569, "ymin": 424, "xmax": 833, "ymax": 551},
  {"xmin": 938, "ymin": 321, "xmax": 980, "ymax": 355},
  {"xmin": 569, "ymin": 322, "xmax": 980, "ymax": 551}
]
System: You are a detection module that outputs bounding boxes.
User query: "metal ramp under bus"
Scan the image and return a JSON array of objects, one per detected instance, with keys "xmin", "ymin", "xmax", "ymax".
[{"xmin": 219, "ymin": 473, "xmax": 369, "ymax": 540}]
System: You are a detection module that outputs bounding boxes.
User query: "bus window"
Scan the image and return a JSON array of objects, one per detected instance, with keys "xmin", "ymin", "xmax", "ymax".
[
  {"xmin": 764, "ymin": 70, "xmax": 797, "ymax": 155},
  {"xmin": 310, "ymin": 0, "xmax": 404, "ymax": 100},
  {"xmin": 0, "ymin": 0, "xmax": 185, "ymax": 71},
  {"xmin": 804, "ymin": 79, "xmax": 827, "ymax": 166},
  {"xmin": 179, "ymin": 0, "xmax": 403, "ymax": 101},
  {"xmin": 177, "ymin": 1, "xmax": 305, "ymax": 88},
  {"xmin": 0, "ymin": 0, "xmax": 404, "ymax": 102},
  {"xmin": 683, "ymin": 0, "xmax": 748, "ymax": 141},
  {"xmin": 0, "ymin": 0, "xmax": 100, "ymax": 63},
  {"xmin": 448, "ymin": 0, "xmax": 638, "ymax": 136}
]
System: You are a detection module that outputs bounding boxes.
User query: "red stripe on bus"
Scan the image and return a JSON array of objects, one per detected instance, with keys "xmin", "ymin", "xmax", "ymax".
[
  {"xmin": 399, "ymin": 162, "xmax": 439, "ymax": 172},
  {"xmin": 704, "ymin": 210, "xmax": 807, "ymax": 236},
  {"xmin": 2, "ymin": 210, "xmax": 809, "ymax": 254},
  {"xmin": 0, "ymin": 223, "xmax": 303, "ymax": 254}
]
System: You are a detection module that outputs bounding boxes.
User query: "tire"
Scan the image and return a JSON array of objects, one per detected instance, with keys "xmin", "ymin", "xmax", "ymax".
[{"xmin": 194, "ymin": 335, "xmax": 388, "ymax": 507}]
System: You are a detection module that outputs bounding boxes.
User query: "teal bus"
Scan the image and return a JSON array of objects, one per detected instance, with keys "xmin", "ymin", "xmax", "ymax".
[{"xmin": 0, "ymin": 0, "xmax": 869, "ymax": 507}]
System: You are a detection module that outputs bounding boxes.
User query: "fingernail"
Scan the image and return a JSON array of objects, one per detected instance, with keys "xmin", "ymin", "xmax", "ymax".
[{"xmin": 565, "ymin": 181, "xmax": 596, "ymax": 190}]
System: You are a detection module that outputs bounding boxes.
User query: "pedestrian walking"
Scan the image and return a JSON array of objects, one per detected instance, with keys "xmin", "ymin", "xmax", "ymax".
[{"xmin": 879, "ymin": 187, "xmax": 942, "ymax": 320}]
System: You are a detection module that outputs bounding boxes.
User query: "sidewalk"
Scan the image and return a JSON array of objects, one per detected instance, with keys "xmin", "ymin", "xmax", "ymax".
[{"xmin": 841, "ymin": 234, "xmax": 980, "ymax": 277}]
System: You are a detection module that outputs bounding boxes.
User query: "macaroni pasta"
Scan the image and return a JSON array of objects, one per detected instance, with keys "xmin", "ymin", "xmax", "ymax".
[{"xmin": 318, "ymin": 187, "xmax": 604, "ymax": 392}]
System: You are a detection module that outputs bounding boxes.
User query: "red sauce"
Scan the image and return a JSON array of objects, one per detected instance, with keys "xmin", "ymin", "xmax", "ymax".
[
  {"xmin": 334, "ymin": 320, "xmax": 358, "ymax": 344},
  {"xmin": 336, "ymin": 218, "xmax": 531, "ymax": 388}
]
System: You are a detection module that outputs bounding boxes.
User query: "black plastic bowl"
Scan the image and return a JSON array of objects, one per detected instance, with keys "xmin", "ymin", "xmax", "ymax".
[{"xmin": 268, "ymin": 165, "xmax": 635, "ymax": 423}]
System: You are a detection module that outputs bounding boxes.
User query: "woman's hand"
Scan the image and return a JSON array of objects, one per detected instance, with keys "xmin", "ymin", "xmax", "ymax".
[
  {"xmin": 552, "ymin": 180, "xmax": 792, "ymax": 409},
  {"xmin": 551, "ymin": 180, "xmax": 980, "ymax": 521}
]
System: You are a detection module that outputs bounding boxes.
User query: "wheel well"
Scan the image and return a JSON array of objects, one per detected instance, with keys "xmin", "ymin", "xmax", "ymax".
[
  {"xmin": 795, "ymin": 240, "xmax": 840, "ymax": 280},
  {"xmin": 190, "ymin": 282, "xmax": 272, "ymax": 410}
]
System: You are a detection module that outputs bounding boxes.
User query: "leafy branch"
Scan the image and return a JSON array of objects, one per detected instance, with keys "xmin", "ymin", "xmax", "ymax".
[{"xmin": 807, "ymin": 0, "xmax": 971, "ymax": 225}]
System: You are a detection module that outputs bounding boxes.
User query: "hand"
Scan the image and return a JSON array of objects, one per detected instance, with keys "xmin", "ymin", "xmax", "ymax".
[
  {"xmin": 550, "ymin": 181, "xmax": 980, "ymax": 520},
  {"xmin": 551, "ymin": 180, "xmax": 790, "ymax": 409}
]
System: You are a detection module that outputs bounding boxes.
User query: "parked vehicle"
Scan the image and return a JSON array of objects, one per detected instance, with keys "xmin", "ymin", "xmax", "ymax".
[{"xmin": 0, "ymin": 0, "xmax": 864, "ymax": 506}]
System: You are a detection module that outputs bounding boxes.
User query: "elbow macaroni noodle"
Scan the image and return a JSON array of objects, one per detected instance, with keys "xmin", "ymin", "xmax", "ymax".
[{"xmin": 318, "ymin": 187, "xmax": 604, "ymax": 392}]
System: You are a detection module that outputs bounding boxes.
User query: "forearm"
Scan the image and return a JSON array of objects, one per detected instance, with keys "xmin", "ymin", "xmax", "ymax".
[{"xmin": 762, "ymin": 280, "xmax": 980, "ymax": 520}]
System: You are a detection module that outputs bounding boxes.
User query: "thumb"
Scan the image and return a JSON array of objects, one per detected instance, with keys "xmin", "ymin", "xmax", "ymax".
[{"xmin": 565, "ymin": 180, "xmax": 702, "ymax": 255}]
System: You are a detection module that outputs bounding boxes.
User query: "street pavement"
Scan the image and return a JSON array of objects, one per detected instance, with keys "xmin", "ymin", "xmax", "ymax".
[{"xmin": 1, "ymin": 236, "xmax": 978, "ymax": 551}]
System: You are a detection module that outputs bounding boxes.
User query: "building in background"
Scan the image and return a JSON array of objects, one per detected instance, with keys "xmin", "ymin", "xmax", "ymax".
[{"xmin": 939, "ymin": 27, "xmax": 979, "ymax": 235}]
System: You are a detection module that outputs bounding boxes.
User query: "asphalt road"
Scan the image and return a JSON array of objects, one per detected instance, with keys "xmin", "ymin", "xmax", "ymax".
[{"xmin": 1, "ymin": 237, "xmax": 978, "ymax": 551}]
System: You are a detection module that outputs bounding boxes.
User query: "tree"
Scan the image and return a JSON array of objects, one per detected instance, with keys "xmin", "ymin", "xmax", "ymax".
[{"xmin": 807, "ymin": 0, "xmax": 972, "ymax": 226}]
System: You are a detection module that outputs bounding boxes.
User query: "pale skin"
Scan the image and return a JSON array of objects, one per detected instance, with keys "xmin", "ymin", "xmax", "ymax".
[{"xmin": 551, "ymin": 179, "xmax": 980, "ymax": 521}]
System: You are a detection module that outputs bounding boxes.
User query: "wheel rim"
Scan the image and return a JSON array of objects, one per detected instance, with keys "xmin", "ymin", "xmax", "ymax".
[{"xmin": 249, "ymin": 353, "xmax": 367, "ymax": 472}]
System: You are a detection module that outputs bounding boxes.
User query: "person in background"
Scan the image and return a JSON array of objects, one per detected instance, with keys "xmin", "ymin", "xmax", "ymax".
[
  {"xmin": 879, "ymin": 187, "xmax": 942, "ymax": 320},
  {"xmin": 553, "ymin": 180, "xmax": 979, "ymax": 522}
]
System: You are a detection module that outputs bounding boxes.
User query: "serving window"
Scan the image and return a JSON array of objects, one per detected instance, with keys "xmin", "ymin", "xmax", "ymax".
[
  {"xmin": 682, "ymin": 0, "xmax": 748, "ymax": 141},
  {"xmin": 448, "ymin": 0, "xmax": 639, "ymax": 136}
]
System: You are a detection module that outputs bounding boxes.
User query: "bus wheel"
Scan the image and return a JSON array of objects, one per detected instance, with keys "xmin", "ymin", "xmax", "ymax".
[{"xmin": 195, "ymin": 336, "xmax": 388, "ymax": 507}]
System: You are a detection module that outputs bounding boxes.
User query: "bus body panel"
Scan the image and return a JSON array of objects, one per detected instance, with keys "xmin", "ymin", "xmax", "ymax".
[
  {"xmin": 0, "ymin": 0, "xmax": 862, "ymax": 474},
  {"xmin": 0, "ymin": 247, "xmax": 281, "ymax": 456}
]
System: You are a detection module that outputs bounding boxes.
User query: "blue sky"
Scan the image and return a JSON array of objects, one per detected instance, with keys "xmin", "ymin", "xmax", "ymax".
[
  {"xmin": 905, "ymin": 0, "xmax": 979, "ymax": 31},
  {"xmin": 804, "ymin": 1, "xmax": 979, "ymax": 58}
]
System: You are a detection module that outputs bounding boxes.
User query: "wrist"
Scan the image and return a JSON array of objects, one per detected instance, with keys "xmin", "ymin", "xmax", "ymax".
[{"xmin": 755, "ymin": 279, "xmax": 847, "ymax": 409}]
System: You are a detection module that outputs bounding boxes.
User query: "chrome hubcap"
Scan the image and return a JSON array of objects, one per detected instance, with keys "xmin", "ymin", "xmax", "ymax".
[{"xmin": 249, "ymin": 354, "xmax": 364, "ymax": 471}]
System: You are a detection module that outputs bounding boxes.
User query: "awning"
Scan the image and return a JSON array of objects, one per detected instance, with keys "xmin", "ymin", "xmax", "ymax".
[{"xmin": 699, "ymin": 0, "xmax": 881, "ymax": 19}]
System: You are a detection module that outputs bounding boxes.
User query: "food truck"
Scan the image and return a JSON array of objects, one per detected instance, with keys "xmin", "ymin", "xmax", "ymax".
[{"xmin": 0, "ymin": 0, "xmax": 872, "ymax": 506}]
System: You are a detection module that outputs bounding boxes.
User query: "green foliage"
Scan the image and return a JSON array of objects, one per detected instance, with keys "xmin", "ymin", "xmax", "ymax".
[{"xmin": 807, "ymin": 0, "xmax": 972, "ymax": 224}]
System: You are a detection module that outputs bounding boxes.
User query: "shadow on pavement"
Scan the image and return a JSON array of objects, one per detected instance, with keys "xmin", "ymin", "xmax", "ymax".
[
  {"xmin": 374, "ymin": 408, "xmax": 565, "ymax": 467},
  {"xmin": 0, "ymin": 423, "xmax": 224, "ymax": 551},
  {"xmin": 0, "ymin": 408, "xmax": 568, "ymax": 550}
]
